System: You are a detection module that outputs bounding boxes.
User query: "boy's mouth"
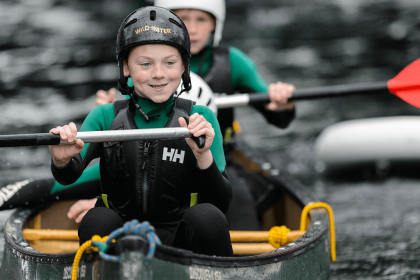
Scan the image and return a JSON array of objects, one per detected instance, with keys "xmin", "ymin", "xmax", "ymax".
[{"xmin": 149, "ymin": 83, "xmax": 168, "ymax": 89}]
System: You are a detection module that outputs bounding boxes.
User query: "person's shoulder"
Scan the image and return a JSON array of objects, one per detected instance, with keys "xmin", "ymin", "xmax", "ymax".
[
  {"xmin": 191, "ymin": 105, "xmax": 218, "ymax": 125},
  {"xmin": 229, "ymin": 46, "xmax": 252, "ymax": 61},
  {"xmin": 91, "ymin": 103, "xmax": 115, "ymax": 115},
  {"xmin": 191, "ymin": 105, "xmax": 215, "ymax": 118},
  {"xmin": 86, "ymin": 103, "xmax": 116, "ymax": 124},
  {"xmin": 227, "ymin": 46, "xmax": 256, "ymax": 70}
]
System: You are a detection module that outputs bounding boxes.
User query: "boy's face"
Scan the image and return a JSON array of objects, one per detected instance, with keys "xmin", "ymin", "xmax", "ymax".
[
  {"xmin": 123, "ymin": 44, "xmax": 184, "ymax": 103},
  {"xmin": 175, "ymin": 9, "xmax": 215, "ymax": 55}
]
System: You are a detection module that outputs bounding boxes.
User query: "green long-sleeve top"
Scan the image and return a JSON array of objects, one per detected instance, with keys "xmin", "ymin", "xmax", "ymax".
[{"xmin": 192, "ymin": 46, "xmax": 268, "ymax": 93}]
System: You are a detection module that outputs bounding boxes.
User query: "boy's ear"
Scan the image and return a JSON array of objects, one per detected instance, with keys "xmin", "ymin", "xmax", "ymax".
[{"xmin": 123, "ymin": 59, "xmax": 130, "ymax": 77}]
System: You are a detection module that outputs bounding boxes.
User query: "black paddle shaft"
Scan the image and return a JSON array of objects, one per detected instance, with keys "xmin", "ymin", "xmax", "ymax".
[
  {"xmin": 0, "ymin": 133, "xmax": 61, "ymax": 147},
  {"xmin": 247, "ymin": 81, "xmax": 389, "ymax": 104}
]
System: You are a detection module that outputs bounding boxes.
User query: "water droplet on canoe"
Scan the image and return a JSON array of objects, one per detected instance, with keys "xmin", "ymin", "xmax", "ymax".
[{"xmin": 56, "ymin": 196, "xmax": 60, "ymax": 200}]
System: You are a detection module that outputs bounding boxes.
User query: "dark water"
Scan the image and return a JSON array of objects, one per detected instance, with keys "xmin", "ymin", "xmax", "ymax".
[{"xmin": 1, "ymin": 0, "xmax": 420, "ymax": 279}]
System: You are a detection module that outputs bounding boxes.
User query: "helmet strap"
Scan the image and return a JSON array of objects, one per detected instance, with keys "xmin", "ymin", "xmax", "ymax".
[
  {"xmin": 117, "ymin": 57, "xmax": 131, "ymax": 95},
  {"xmin": 129, "ymin": 89, "xmax": 150, "ymax": 122},
  {"xmin": 182, "ymin": 54, "xmax": 192, "ymax": 91}
]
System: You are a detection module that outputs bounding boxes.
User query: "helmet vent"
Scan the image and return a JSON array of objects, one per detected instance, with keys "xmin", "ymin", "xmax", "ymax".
[
  {"xmin": 169, "ymin": 18, "xmax": 182, "ymax": 29},
  {"xmin": 150, "ymin": 10, "xmax": 156, "ymax": 21},
  {"xmin": 124, "ymin": 19, "xmax": 137, "ymax": 29}
]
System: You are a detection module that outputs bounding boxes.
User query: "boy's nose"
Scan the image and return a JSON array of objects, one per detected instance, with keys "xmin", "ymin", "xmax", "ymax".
[
  {"xmin": 152, "ymin": 65, "xmax": 165, "ymax": 79},
  {"xmin": 185, "ymin": 21, "xmax": 197, "ymax": 34}
]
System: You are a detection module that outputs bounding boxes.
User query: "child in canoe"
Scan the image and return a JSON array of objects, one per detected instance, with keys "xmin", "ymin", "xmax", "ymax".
[
  {"xmin": 49, "ymin": 6, "xmax": 233, "ymax": 257},
  {"xmin": 66, "ymin": 0, "xmax": 297, "ymax": 230}
]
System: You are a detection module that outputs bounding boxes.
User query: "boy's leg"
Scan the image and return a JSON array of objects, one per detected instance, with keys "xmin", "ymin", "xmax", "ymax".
[
  {"xmin": 78, "ymin": 206, "xmax": 123, "ymax": 245},
  {"xmin": 173, "ymin": 203, "xmax": 233, "ymax": 257}
]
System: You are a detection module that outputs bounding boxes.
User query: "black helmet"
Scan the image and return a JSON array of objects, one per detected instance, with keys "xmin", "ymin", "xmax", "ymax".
[{"xmin": 116, "ymin": 6, "xmax": 192, "ymax": 95}]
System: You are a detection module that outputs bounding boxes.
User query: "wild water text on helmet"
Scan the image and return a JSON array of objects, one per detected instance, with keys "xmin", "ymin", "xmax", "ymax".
[{"xmin": 135, "ymin": 26, "xmax": 172, "ymax": 35}]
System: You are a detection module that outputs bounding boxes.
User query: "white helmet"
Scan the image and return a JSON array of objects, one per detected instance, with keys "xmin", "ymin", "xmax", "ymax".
[
  {"xmin": 154, "ymin": 0, "xmax": 225, "ymax": 47},
  {"xmin": 177, "ymin": 72, "xmax": 217, "ymax": 115}
]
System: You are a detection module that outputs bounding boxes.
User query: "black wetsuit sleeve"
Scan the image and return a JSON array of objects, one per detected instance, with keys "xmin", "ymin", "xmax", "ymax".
[
  {"xmin": 192, "ymin": 160, "xmax": 232, "ymax": 213},
  {"xmin": 51, "ymin": 142, "xmax": 101, "ymax": 186},
  {"xmin": 251, "ymin": 102, "xmax": 296, "ymax": 129},
  {"xmin": 237, "ymin": 85, "xmax": 296, "ymax": 129}
]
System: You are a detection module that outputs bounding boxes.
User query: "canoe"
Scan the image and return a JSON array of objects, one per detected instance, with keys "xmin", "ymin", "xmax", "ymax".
[
  {"xmin": 314, "ymin": 116, "xmax": 420, "ymax": 177},
  {"xmin": 1, "ymin": 137, "xmax": 333, "ymax": 279}
]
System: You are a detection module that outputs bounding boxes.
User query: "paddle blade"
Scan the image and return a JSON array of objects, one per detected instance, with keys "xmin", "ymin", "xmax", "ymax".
[{"xmin": 388, "ymin": 58, "xmax": 420, "ymax": 108}]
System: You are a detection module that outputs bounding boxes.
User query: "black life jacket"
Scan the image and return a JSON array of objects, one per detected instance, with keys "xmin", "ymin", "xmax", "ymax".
[
  {"xmin": 199, "ymin": 44, "xmax": 235, "ymax": 137},
  {"xmin": 99, "ymin": 98, "xmax": 197, "ymax": 222}
]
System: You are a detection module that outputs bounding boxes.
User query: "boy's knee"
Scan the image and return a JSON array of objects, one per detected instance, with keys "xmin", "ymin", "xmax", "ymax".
[
  {"xmin": 183, "ymin": 203, "xmax": 228, "ymax": 234},
  {"xmin": 78, "ymin": 207, "xmax": 123, "ymax": 245},
  {"xmin": 179, "ymin": 203, "xmax": 233, "ymax": 256}
]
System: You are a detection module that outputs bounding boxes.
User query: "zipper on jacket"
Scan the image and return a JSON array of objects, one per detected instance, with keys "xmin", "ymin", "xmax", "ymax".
[{"xmin": 142, "ymin": 141, "xmax": 150, "ymax": 215}]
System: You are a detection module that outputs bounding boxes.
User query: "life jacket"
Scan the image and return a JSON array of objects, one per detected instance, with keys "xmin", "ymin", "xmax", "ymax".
[
  {"xmin": 200, "ymin": 44, "xmax": 235, "ymax": 138},
  {"xmin": 99, "ymin": 98, "xmax": 197, "ymax": 222}
]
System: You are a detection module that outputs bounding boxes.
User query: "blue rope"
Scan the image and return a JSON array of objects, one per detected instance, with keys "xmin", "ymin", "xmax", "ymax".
[
  {"xmin": 99, "ymin": 251, "xmax": 120, "ymax": 262},
  {"xmin": 98, "ymin": 220, "xmax": 161, "ymax": 262}
]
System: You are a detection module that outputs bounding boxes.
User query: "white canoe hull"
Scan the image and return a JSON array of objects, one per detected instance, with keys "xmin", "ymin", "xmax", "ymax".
[{"xmin": 314, "ymin": 116, "xmax": 420, "ymax": 173}]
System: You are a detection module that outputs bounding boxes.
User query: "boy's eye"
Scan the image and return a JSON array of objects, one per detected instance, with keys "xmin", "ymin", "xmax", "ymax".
[
  {"xmin": 166, "ymin": 61, "xmax": 174, "ymax": 66},
  {"xmin": 141, "ymin": 63, "xmax": 151, "ymax": 67}
]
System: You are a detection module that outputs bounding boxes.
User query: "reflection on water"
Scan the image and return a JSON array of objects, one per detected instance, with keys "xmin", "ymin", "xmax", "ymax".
[{"xmin": 0, "ymin": 0, "xmax": 420, "ymax": 279}]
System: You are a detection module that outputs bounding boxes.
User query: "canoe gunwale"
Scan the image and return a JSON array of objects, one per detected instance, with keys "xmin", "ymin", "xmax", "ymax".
[{"xmin": 4, "ymin": 205, "xmax": 329, "ymax": 268}]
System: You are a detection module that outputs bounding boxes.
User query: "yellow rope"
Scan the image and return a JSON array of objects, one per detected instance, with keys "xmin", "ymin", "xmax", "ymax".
[
  {"xmin": 300, "ymin": 202, "xmax": 336, "ymax": 262},
  {"xmin": 267, "ymin": 226, "xmax": 290, "ymax": 248},
  {"xmin": 71, "ymin": 235, "xmax": 108, "ymax": 280}
]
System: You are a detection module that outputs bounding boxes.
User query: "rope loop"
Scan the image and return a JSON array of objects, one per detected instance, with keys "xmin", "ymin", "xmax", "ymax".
[
  {"xmin": 71, "ymin": 220, "xmax": 161, "ymax": 280},
  {"xmin": 300, "ymin": 202, "xmax": 336, "ymax": 262}
]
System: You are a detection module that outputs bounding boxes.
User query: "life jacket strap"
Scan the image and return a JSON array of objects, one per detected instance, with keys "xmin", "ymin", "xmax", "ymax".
[
  {"xmin": 190, "ymin": 193, "xmax": 198, "ymax": 207},
  {"xmin": 101, "ymin": 194, "xmax": 110, "ymax": 208}
]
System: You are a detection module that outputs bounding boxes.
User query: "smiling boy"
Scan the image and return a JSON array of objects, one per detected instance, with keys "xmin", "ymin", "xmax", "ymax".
[{"xmin": 49, "ymin": 6, "xmax": 233, "ymax": 257}]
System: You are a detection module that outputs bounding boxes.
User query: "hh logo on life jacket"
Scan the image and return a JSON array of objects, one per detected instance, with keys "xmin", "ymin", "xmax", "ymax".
[{"xmin": 162, "ymin": 147, "xmax": 185, "ymax": 163}]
